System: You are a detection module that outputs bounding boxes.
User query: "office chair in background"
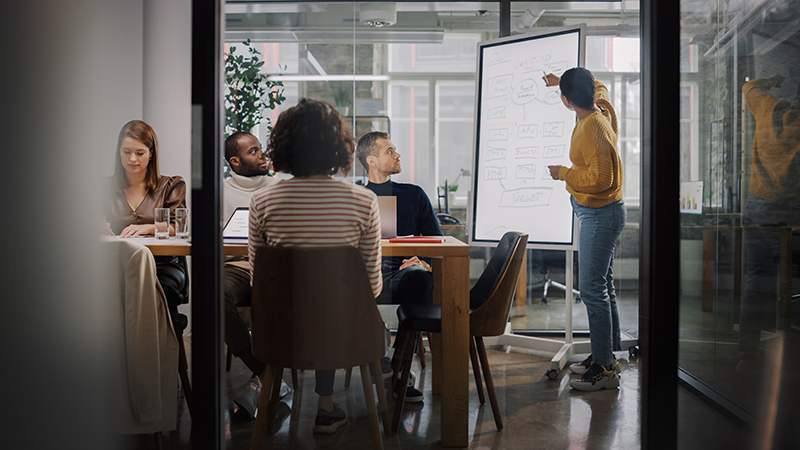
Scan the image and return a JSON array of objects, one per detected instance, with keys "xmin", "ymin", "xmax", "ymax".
[{"xmin": 528, "ymin": 249, "xmax": 580, "ymax": 305}]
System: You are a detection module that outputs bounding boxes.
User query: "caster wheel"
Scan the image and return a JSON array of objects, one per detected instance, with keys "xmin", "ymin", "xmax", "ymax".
[
  {"xmin": 629, "ymin": 346, "xmax": 640, "ymax": 357},
  {"xmin": 546, "ymin": 369, "xmax": 558, "ymax": 380},
  {"xmin": 575, "ymin": 296, "xmax": 582, "ymax": 303},
  {"xmin": 541, "ymin": 297, "xmax": 548, "ymax": 305}
]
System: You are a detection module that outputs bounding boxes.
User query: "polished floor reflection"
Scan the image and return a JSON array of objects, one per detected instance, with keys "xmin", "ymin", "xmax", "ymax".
[
  {"xmin": 118, "ymin": 339, "xmax": 759, "ymax": 449},
  {"xmin": 124, "ymin": 344, "xmax": 644, "ymax": 449}
]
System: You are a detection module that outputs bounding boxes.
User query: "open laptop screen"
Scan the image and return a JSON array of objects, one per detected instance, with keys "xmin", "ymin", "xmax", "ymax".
[
  {"xmin": 223, "ymin": 207, "xmax": 249, "ymax": 239},
  {"xmin": 377, "ymin": 196, "xmax": 397, "ymax": 239}
]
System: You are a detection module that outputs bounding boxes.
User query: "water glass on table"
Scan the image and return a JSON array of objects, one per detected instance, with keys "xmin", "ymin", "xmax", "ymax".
[
  {"xmin": 175, "ymin": 208, "xmax": 190, "ymax": 239},
  {"xmin": 155, "ymin": 207, "xmax": 170, "ymax": 239}
]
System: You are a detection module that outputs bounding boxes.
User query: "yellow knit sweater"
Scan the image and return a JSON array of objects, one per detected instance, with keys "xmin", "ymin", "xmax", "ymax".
[
  {"xmin": 743, "ymin": 79, "xmax": 800, "ymax": 205},
  {"xmin": 558, "ymin": 80, "xmax": 623, "ymax": 208}
]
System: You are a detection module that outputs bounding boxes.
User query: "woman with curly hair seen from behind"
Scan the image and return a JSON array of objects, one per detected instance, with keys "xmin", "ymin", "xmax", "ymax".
[{"xmin": 248, "ymin": 98, "xmax": 383, "ymax": 434}]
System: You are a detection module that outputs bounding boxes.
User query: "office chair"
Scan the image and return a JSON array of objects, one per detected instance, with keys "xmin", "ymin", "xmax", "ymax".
[
  {"xmin": 391, "ymin": 231, "xmax": 527, "ymax": 432},
  {"xmin": 528, "ymin": 249, "xmax": 580, "ymax": 305},
  {"xmin": 249, "ymin": 245, "xmax": 391, "ymax": 450},
  {"xmin": 155, "ymin": 257, "xmax": 193, "ymax": 415}
]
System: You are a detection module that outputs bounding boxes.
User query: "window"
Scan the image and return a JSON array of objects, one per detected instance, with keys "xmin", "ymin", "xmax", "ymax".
[
  {"xmin": 388, "ymin": 82, "xmax": 430, "ymax": 190},
  {"xmin": 389, "ymin": 34, "xmax": 479, "ymax": 73},
  {"xmin": 435, "ymin": 81, "xmax": 475, "ymax": 205}
]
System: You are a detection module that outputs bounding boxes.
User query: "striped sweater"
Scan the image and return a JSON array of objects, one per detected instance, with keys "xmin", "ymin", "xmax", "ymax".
[
  {"xmin": 558, "ymin": 80, "xmax": 623, "ymax": 208},
  {"xmin": 248, "ymin": 177, "xmax": 383, "ymax": 297}
]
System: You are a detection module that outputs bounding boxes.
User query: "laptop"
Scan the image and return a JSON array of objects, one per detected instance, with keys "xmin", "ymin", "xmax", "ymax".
[
  {"xmin": 223, "ymin": 207, "xmax": 249, "ymax": 241},
  {"xmin": 377, "ymin": 196, "xmax": 397, "ymax": 239}
]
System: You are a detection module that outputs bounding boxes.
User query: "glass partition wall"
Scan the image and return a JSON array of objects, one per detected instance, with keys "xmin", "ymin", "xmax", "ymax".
[
  {"xmin": 678, "ymin": 0, "xmax": 800, "ymax": 446},
  {"xmin": 224, "ymin": 0, "xmax": 640, "ymax": 338}
]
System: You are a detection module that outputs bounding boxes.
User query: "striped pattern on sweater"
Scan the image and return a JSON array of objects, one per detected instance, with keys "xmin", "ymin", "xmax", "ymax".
[
  {"xmin": 248, "ymin": 177, "xmax": 383, "ymax": 297},
  {"xmin": 558, "ymin": 80, "xmax": 624, "ymax": 208}
]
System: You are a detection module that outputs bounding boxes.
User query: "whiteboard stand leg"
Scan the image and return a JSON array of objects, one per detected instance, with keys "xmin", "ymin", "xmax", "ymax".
[
  {"xmin": 550, "ymin": 343, "xmax": 574, "ymax": 378},
  {"xmin": 494, "ymin": 249, "xmax": 641, "ymax": 380},
  {"xmin": 545, "ymin": 250, "xmax": 576, "ymax": 378},
  {"xmin": 565, "ymin": 250, "xmax": 573, "ymax": 345}
]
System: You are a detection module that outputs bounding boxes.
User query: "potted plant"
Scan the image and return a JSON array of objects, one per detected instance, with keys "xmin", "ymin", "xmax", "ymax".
[
  {"xmin": 331, "ymin": 85, "xmax": 352, "ymax": 116},
  {"xmin": 440, "ymin": 181, "xmax": 458, "ymax": 207},
  {"xmin": 224, "ymin": 39, "xmax": 285, "ymax": 176}
]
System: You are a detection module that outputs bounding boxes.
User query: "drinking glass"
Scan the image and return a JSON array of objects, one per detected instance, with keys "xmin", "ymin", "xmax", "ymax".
[
  {"xmin": 154, "ymin": 208, "xmax": 170, "ymax": 239},
  {"xmin": 175, "ymin": 208, "xmax": 190, "ymax": 239}
]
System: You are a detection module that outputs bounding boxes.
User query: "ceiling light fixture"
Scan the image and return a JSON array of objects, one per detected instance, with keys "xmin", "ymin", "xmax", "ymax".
[
  {"xmin": 360, "ymin": 3, "xmax": 396, "ymax": 28},
  {"xmin": 266, "ymin": 75, "xmax": 391, "ymax": 82}
]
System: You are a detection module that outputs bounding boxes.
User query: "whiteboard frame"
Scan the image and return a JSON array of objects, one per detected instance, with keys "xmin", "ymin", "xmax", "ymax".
[{"xmin": 467, "ymin": 25, "xmax": 586, "ymax": 250}]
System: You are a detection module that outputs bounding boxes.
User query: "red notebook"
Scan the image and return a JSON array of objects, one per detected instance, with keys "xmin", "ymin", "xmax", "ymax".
[{"xmin": 388, "ymin": 237, "xmax": 445, "ymax": 244}]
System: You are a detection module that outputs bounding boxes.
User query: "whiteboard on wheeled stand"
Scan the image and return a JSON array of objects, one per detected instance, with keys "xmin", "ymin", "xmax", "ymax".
[{"xmin": 468, "ymin": 26, "xmax": 585, "ymax": 249}]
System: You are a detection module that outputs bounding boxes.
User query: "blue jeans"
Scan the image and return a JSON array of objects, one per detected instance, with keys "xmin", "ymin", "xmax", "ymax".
[
  {"xmin": 739, "ymin": 195, "xmax": 800, "ymax": 361},
  {"xmin": 571, "ymin": 196, "xmax": 626, "ymax": 366}
]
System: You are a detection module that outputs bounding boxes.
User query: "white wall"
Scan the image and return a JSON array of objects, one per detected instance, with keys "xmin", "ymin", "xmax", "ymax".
[
  {"xmin": 142, "ymin": 0, "xmax": 195, "ymax": 329},
  {"xmin": 0, "ymin": 1, "xmax": 144, "ymax": 448},
  {"xmin": 143, "ymin": 0, "xmax": 193, "ymax": 202}
]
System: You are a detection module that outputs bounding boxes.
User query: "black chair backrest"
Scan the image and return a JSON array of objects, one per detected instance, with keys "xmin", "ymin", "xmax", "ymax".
[{"xmin": 469, "ymin": 232, "xmax": 525, "ymax": 311}]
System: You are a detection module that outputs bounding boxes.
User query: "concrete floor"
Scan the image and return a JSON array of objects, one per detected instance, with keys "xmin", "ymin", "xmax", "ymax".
[
  {"xmin": 125, "ymin": 346, "xmax": 642, "ymax": 450},
  {"xmin": 117, "ymin": 281, "xmax": 760, "ymax": 450},
  {"xmin": 118, "ymin": 341, "xmax": 756, "ymax": 450}
]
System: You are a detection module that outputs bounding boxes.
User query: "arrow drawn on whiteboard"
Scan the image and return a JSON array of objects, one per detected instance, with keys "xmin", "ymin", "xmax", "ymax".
[
  {"xmin": 498, "ymin": 180, "xmax": 506, "ymax": 190},
  {"xmin": 484, "ymin": 209, "xmax": 508, "ymax": 235},
  {"xmin": 522, "ymin": 103, "xmax": 531, "ymax": 121}
]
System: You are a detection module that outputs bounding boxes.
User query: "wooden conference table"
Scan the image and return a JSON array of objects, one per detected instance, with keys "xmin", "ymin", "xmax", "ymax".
[{"xmin": 141, "ymin": 235, "xmax": 471, "ymax": 447}]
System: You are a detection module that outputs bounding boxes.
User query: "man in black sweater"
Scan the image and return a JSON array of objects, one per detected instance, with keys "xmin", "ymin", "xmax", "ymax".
[
  {"xmin": 356, "ymin": 132, "xmax": 442, "ymax": 403},
  {"xmin": 356, "ymin": 132, "xmax": 443, "ymax": 306}
]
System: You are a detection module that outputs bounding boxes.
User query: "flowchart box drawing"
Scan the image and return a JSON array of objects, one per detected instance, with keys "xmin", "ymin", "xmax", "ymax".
[{"xmin": 484, "ymin": 167, "xmax": 508, "ymax": 180}]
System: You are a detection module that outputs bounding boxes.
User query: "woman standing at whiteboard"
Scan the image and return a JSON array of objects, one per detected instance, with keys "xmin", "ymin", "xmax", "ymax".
[{"xmin": 545, "ymin": 68, "xmax": 625, "ymax": 392}]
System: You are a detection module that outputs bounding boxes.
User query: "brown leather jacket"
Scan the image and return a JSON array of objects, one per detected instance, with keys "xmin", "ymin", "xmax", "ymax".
[{"xmin": 105, "ymin": 175, "xmax": 187, "ymax": 235}]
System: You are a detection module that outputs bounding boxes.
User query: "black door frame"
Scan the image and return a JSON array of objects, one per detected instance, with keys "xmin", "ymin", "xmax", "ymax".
[
  {"xmin": 189, "ymin": 2, "xmax": 681, "ymax": 448},
  {"xmin": 640, "ymin": 1, "xmax": 680, "ymax": 448},
  {"xmin": 192, "ymin": 0, "xmax": 226, "ymax": 448}
]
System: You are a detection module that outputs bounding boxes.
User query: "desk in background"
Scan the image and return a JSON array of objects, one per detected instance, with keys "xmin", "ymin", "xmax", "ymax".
[{"xmin": 702, "ymin": 225, "xmax": 793, "ymax": 318}]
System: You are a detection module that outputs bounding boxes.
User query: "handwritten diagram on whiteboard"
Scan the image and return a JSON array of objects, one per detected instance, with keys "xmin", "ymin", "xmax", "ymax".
[{"xmin": 470, "ymin": 26, "xmax": 584, "ymax": 248}]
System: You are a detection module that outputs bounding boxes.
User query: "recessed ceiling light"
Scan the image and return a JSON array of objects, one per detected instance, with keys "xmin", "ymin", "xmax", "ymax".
[{"xmin": 360, "ymin": 3, "xmax": 396, "ymax": 28}]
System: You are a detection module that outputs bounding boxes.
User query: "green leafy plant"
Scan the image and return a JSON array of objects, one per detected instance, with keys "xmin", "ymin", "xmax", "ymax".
[
  {"xmin": 331, "ymin": 84, "xmax": 353, "ymax": 108},
  {"xmin": 224, "ymin": 39, "xmax": 285, "ymax": 137},
  {"xmin": 440, "ymin": 181, "xmax": 458, "ymax": 192}
]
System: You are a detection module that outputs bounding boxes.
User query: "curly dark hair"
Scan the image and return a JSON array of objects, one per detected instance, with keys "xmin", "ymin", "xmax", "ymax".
[
  {"xmin": 267, "ymin": 98, "xmax": 354, "ymax": 177},
  {"xmin": 559, "ymin": 67, "xmax": 596, "ymax": 110}
]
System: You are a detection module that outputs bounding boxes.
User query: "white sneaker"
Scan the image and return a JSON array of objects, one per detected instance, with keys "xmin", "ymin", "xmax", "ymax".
[
  {"xmin": 570, "ymin": 354, "xmax": 621, "ymax": 376},
  {"xmin": 232, "ymin": 375, "xmax": 292, "ymax": 418},
  {"xmin": 569, "ymin": 355, "xmax": 594, "ymax": 375},
  {"xmin": 278, "ymin": 379, "xmax": 292, "ymax": 399},
  {"xmin": 231, "ymin": 375, "xmax": 262, "ymax": 418},
  {"xmin": 569, "ymin": 363, "xmax": 620, "ymax": 391}
]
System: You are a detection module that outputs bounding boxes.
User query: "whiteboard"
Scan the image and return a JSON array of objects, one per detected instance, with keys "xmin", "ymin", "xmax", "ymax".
[{"xmin": 468, "ymin": 26, "xmax": 584, "ymax": 249}]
